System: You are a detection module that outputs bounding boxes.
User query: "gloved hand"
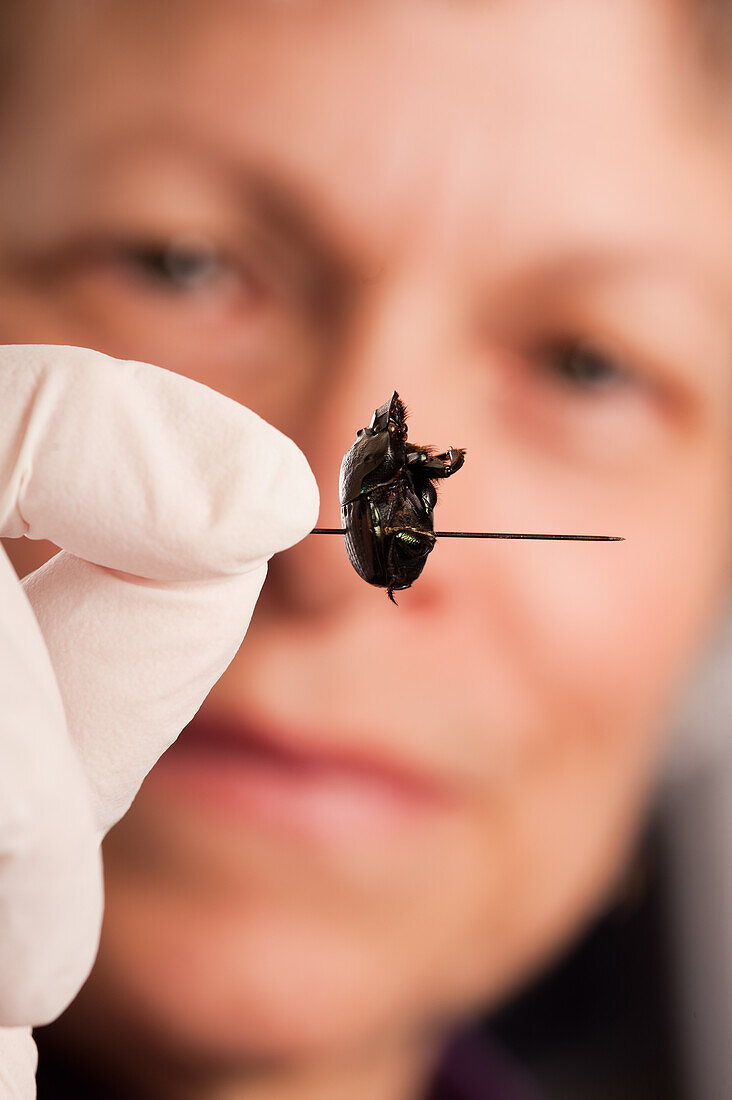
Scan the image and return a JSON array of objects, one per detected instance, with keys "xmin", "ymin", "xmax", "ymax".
[{"xmin": 0, "ymin": 345, "xmax": 318, "ymax": 1098}]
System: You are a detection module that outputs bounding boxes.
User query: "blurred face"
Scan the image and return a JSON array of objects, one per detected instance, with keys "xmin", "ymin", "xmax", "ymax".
[{"xmin": 2, "ymin": 0, "xmax": 732, "ymax": 1074}]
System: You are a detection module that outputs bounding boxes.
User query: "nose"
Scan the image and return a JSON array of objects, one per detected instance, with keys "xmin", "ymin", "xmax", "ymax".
[{"xmin": 264, "ymin": 270, "xmax": 463, "ymax": 617}]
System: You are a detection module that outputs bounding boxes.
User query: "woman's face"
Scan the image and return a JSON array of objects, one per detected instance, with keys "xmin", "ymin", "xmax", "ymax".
[{"xmin": 2, "ymin": 0, "xmax": 732, "ymax": 1065}]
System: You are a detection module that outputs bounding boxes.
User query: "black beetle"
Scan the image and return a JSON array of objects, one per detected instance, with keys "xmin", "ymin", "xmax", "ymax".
[{"xmin": 338, "ymin": 392, "xmax": 465, "ymax": 602}]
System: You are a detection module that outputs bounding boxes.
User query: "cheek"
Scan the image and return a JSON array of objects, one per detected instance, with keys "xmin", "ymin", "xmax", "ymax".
[
  {"xmin": 453, "ymin": 532, "xmax": 726, "ymax": 802},
  {"xmin": 448, "ymin": 401, "xmax": 732, "ymax": 766},
  {"xmin": 520, "ymin": 505, "xmax": 729, "ymax": 744},
  {"xmin": 423, "ymin": 449, "xmax": 732, "ymax": 1004}
]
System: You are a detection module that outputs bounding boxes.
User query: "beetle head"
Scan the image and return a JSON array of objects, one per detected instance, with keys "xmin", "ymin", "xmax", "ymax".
[{"xmin": 368, "ymin": 390, "xmax": 408, "ymax": 442}]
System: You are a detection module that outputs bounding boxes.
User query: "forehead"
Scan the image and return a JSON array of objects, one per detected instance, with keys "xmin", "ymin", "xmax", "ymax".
[{"xmin": 8, "ymin": 0, "xmax": 732, "ymax": 276}]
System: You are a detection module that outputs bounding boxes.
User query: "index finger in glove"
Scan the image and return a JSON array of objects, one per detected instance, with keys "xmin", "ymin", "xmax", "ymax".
[
  {"xmin": 2, "ymin": 345, "xmax": 319, "ymax": 830},
  {"xmin": 0, "ymin": 344, "xmax": 318, "ymax": 576}
]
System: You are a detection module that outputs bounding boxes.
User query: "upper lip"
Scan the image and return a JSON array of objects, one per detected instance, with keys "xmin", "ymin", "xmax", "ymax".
[{"xmin": 172, "ymin": 711, "xmax": 452, "ymax": 804}]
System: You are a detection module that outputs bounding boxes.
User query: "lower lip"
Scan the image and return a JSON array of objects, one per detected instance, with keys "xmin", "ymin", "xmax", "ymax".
[{"xmin": 152, "ymin": 720, "xmax": 446, "ymax": 842}]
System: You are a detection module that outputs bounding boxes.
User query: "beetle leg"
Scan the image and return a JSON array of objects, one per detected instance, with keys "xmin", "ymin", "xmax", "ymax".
[
  {"xmin": 391, "ymin": 528, "xmax": 435, "ymax": 556},
  {"xmin": 421, "ymin": 446, "xmax": 466, "ymax": 479},
  {"xmin": 421, "ymin": 481, "xmax": 438, "ymax": 514}
]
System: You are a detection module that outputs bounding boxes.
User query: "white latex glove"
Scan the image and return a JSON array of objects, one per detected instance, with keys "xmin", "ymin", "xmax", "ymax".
[{"xmin": 0, "ymin": 345, "xmax": 318, "ymax": 1098}]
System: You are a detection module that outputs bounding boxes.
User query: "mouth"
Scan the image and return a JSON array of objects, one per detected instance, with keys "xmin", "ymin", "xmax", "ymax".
[{"xmin": 152, "ymin": 712, "xmax": 451, "ymax": 842}]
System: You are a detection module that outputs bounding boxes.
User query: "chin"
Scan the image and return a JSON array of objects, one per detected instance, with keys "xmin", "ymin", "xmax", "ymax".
[
  {"xmin": 83, "ymin": 736, "xmax": 496, "ymax": 1063},
  {"xmin": 80, "ymin": 737, "xmax": 608, "ymax": 1069},
  {"xmin": 86, "ymin": 881, "xmax": 448, "ymax": 1065}
]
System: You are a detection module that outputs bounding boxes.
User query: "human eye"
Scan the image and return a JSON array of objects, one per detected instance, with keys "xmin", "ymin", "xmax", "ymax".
[
  {"xmin": 492, "ymin": 329, "xmax": 668, "ymax": 471},
  {"xmin": 22, "ymin": 224, "xmax": 327, "ymax": 385},
  {"xmin": 484, "ymin": 269, "xmax": 714, "ymax": 472},
  {"xmin": 116, "ymin": 236, "xmax": 233, "ymax": 294},
  {"xmin": 95, "ymin": 233, "xmax": 260, "ymax": 309},
  {"xmin": 538, "ymin": 339, "xmax": 633, "ymax": 394}
]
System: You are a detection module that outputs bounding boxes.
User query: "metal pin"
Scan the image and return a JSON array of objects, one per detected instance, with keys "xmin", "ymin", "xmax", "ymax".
[{"xmin": 311, "ymin": 528, "xmax": 623, "ymax": 542}]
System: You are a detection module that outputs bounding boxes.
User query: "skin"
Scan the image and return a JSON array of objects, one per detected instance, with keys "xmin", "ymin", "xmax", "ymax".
[{"xmin": 1, "ymin": 1, "xmax": 732, "ymax": 1097}]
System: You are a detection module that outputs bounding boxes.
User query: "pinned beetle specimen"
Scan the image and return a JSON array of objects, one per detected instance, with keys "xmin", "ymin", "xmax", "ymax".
[
  {"xmin": 312, "ymin": 392, "xmax": 623, "ymax": 601},
  {"xmin": 337, "ymin": 392, "xmax": 464, "ymax": 601}
]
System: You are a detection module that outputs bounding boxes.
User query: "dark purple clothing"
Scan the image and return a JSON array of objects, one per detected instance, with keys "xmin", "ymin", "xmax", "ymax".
[
  {"xmin": 36, "ymin": 1028, "xmax": 541, "ymax": 1100},
  {"xmin": 426, "ymin": 1030, "xmax": 542, "ymax": 1100}
]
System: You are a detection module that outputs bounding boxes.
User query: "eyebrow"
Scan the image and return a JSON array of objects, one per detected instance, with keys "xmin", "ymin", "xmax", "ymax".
[
  {"xmin": 507, "ymin": 242, "xmax": 730, "ymax": 323},
  {"xmin": 83, "ymin": 126, "xmax": 360, "ymax": 313},
  {"xmin": 518, "ymin": 247, "xmax": 702, "ymax": 292}
]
